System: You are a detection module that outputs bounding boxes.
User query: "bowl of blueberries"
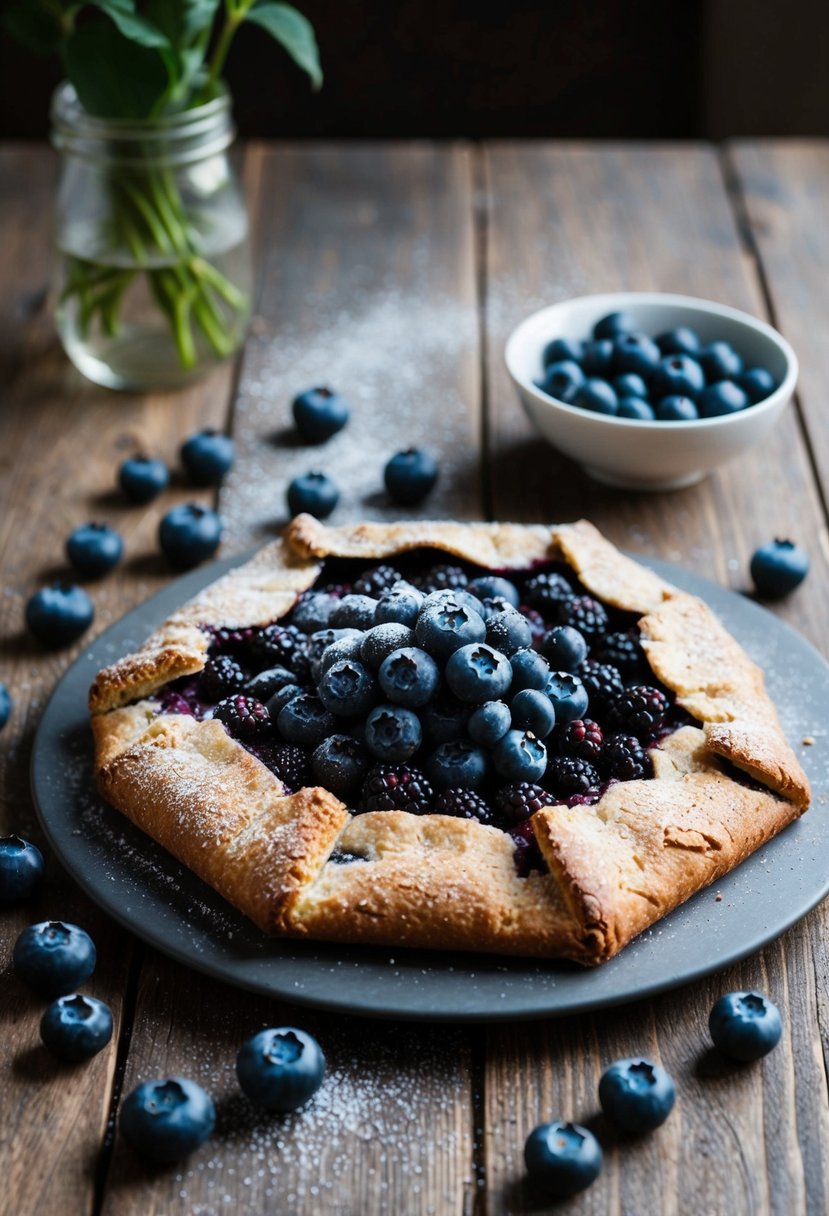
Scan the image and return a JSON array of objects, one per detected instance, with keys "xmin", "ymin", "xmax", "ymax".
[{"xmin": 504, "ymin": 292, "xmax": 798, "ymax": 491}]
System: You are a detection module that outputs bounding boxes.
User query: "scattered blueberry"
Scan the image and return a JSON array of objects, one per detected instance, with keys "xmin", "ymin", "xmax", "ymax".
[
  {"xmin": 468, "ymin": 700, "xmax": 512, "ymax": 746},
  {"xmin": 318, "ymin": 634, "xmax": 367, "ymax": 678},
  {"xmin": 750, "ymin": 538, "xmax": 809, "ymax": 598},
  {"xmin": 581, "ymin": 338, "xmax": 614, "ymax": 376},
  {"xmin": 384, "ymin": 448, "xmax": 439, "ymax": 506},
  {"xmin": 524, "ymin": 1121, "xmax": 603, "ymax": 1196},
  {"xmin": 292, "ymin": 386, "xmax": 350, "ymax": 443},
  {"xmin": 364, "ymin": 704, "xmax": 422, "ymax": 762},
  {"xmin": 738, "ymin": 366, "xmax": 776, "ymax": 404},
  {"xmin": 40, "ymin": 994, "xmax": 113, "ymax": 1062},
  {"xmin": 378, "ymin": 647, "xmax": 440, "ymax": 708},
  {"xmin": 651, "ymin": 353, "xmax": 706, "ymax": 401},
  {"xmin": 613, "ymin": 332, "xmax": 661, "ymax": 377},
  {"xmin": 484, "ymin": 605, "xmax": 532, "ymax": 656},
  {"xmin": 544, "ymin": 671, "xmax": 589, "ymax": 722},
  {"xmin": 698, "ymin": 380, "xmax": 749, "ymax": 418},
  {"xmin": 701, "ymin": 340, "xmax": 744, "ymax": 382},
  {"xmin": 359, "ymin": 623, "xmax": 415, "ymax": 670},
  {"xmin": 426, "ymin": 739, "xmax": 488, "ymax": 790},
  {"xmin": 317, "ymin": 659, "xmax": 378, "ymax": 718},
  {"xmin": 511, "ymin": 688, "xmax": 555, "ymax": 738},
  {"xmin": 542, "ymin": 337, "xmax": 583, "ymax": 366},
  {"xmin": 13, "ymin": 921, "xmax": 96, "ymax": 997},
  {"xmin": 510, "ymin": 647, "xmax": 551, "ymax": 692},
  {"xmin": 244, "ymin": 665, "xmax": 296, "ymax": 702},
  {"xmin": 236, "ymin": 1027, "xmax": 326, "ymax": 1111},
  {"xmin": 180, "ymin": 429, "xmax": 235, "ymax": 485},
  {"xmin": 290, "ymin": 591, "xmax": 339, "ymax": 634},
  {"xmin": 613, "ymin": 372, "xmax": 649, "ymax": 399},
  {"xmin": 573, "ymin": 377, "xmax": 618, "ymax": 415},
  {"xmin": 0, "ymin": 684, "xmax": 11, "ymax": 731},
  {"xmin": 492, "ymin": 729, "xmax": 547, "ymax": 783},
  {"xmin": 655, "ymin": 325, "xmax": 701, "ymax": 356},
  {"xmin": 65, "ymin": 522, "xmax": 123, "ymax": 578},
  {"xmin": 118, "ymin": 454, "xmax": 169, "ymax": 503},
  {"xmin": 445, "ymin": 642, "xmax": 513, "ymax": 703},
  {"xmin": 310, "ymin": 734, "xmax": 367, "ymax": 794},
  {"xmin": 287, "ymin": 471, "xmax": 340, "ymax": 519},
  {"xmin": 541, "ymin": 625, "xmax": 588, "ymax": 672},
  {"xmin": 0, "ymin": 835, "xmax": 44, "ymax": 906},
  {"xmin": 467, "ymin": 575, "xmax": 519, "ymax": 607},
  {"xmin": 598, "ymin": 1057, "xmax": 676, "ymax": 1133},
  {"xmin": 420, "ymin": 693, "xmax": 471, "ymax": 744},
  {"xmin": 709, "ymin": 991, "xmax": 783, "ymax": 1061},
  {"xmin": 539, "ymin": 360, "xmax": 584, "ymax": 403},
  {"xmin": 375, "ymin": 583, "xmax": 425, "ymax": 627},
  {"xmin": 415, "ymin": 598, "xmax": 486, "ymax": 660},
  {"xmin": 617, "ymin": 396, "xmax": 656, "ymax": 420},
  {"xmin": 25, "ymin": 584, "xmax": 94, "ymax": 647},
  {"xmin": 330, "ymin": 594, "xmax": 379, "ymax": 631},
  {"xmin": 120, "ymin": 1077, "xmax": 215, "ymax": 1162},
  {"xmin": 158, "ymin": 503, "xmax": 222, "ymax": 569},
  {"xmin": 594, "ymin": 311, "xmax": 636, "ymax": 341},
  {"xmin": 656, "ymin": 395, "xmax": 699, "ymax": 421},
  {"xmin": 277, "ymin": 693, "xmax": 337, "ymax": 747}
]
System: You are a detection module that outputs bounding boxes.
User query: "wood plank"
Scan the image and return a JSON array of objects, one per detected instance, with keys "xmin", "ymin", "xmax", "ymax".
[
  {"xmin": 102, "ymin": 143, "xmax": 479, "ymax": 1216},
  {"xmin": 0, "ymin": 144, "xmax": 245, "ymax": 1215},
  {"xmin": 482, "ymin": 141, "xmax": 829, "ymax": 1215}
]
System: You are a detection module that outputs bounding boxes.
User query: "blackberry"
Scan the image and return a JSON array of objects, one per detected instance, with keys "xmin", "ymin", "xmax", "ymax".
[
  {"xmin": 209, "ymin": 625, "xmax": 255, "ymax": 655},
  {"xmin": 269, "ymin": 743, "xmax": 310, "ymax": 790},
  {"xmin": 353, "ymin": 565, "xmax": 402, "ymax": 599},
  {"xmin": 519, "ymin": 606, "xmax": 548, "ymax": 645},
  {"xmin": 523, "ymin": 571, "xmax": 574, "ymax": 615},
  {"xmin": 578, "ymin": 659, "xmax": 625, "ymax": 711},
  {"xmin": 494, "ymin": 782, "xmax": 552, "ymax": 824},
  {"xmin": 605, "ymin": 734, "xmax": 652, "ymax": 781},
  {"xmin": 198, "ymin": 655, "xmax": 246, "ymax": 702},
  {"xmin": 434, "ymin": 788, "xmax": 494, "ymax": 825},
  {"xmin": 595, "ymin": 630, "xmax": 646, "ymax": 676},
  {"xmin": 418, "ymin": 564, "xmax": 468, "ymax": 593},
  {"xmin": 360, "ymin": 764, "xmax": 434, "ymax": 815},
  {"xmin": 213, "ymin": 695, "xmax": 271, "ymax": 742},
  {"xmin": 558, "ymin": 594, "xmax": 609, "ymax": 641},
  {"xmin": 509, "ymin": 819, "xmax": 546, "ymax": 877},
  {"xmin": 607, "ymin": 685, "xmax": 669, "ymax": 738},
  {"xmin": 554, "ymin": 718, "xmax": 604, "ymax": 764},
  {"xmin": 253, "ymin": 623, "xmax": 310, "ymax": 682},
  {"xmin": 545, "ymin": 756, "xmax": 601, "ymax": 800}
]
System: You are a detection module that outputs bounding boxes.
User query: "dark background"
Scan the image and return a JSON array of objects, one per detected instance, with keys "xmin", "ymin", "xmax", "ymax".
[{"xmin": 1, "ymin": 0, "xmax": 827, "ymax": 140}]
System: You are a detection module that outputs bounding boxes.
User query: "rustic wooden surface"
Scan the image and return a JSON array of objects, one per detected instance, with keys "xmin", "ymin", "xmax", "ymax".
[{"xmin": 0, "ymin": 140, "xmax": 827, "ymax": 1215}]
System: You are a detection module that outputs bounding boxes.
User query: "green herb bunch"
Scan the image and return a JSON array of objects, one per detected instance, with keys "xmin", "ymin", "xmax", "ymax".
[{"xmin": 2, "ymin": 1, "xmax": 322, "ymax": 372}]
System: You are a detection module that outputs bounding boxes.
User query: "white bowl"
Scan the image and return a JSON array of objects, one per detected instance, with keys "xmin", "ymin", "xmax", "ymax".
[{"xmin": 504, "ymin": 292, "xmax": 798, "ymax": 491}]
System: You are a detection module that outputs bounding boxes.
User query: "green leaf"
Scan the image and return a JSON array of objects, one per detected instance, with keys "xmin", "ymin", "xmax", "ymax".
[
  {"xmin": 246, "ymin": 2, "xmax": 322, "ymax": 89},
  {"xmin": 0, "ymin": 1, "xmax": 68, "ymax": 54},
  {"xmin": 64, "ymin": 18, "xmax": 169, "ymax": 117},
  {"xmin": 87, "ymin": 1, "xmax": 170, "ymax": 50},
  {"xmin": 145, "ymin": 0, "xmax": 220, "ymax": 49}
]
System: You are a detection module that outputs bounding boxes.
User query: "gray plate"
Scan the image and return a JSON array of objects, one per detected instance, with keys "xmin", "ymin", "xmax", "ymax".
[{"xmin": 31, "ymin": 554, "xmax": 829, "ymax": 1022}]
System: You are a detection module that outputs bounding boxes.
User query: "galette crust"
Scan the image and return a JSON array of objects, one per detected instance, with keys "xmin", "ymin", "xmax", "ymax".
[{"xmin": 89, "ymin": 516, "xmax": 810, "ymax": 963}]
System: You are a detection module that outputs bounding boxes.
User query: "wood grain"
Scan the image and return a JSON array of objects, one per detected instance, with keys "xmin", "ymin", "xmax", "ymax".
[{"xmin": 482, "ymin": 142, "xmax": 829, "ymax": 1215}]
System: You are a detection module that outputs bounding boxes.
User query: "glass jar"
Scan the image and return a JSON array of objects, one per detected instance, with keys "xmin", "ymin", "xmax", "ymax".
[{"xmin": 50, "ymin": 83, "xmax": 253, "ymax": 391}]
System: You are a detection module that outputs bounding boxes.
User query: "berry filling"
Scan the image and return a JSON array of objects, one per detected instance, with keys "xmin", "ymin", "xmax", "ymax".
[{"xmin": 151, "ymin": 553, "xmax": 689, "ymax": 877}]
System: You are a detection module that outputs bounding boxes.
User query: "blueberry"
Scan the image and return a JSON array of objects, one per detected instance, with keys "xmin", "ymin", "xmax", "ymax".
[
  {"xmin": 290, "ymin": 591, "xmax": 338, "ymax": 634},
  {"xmin": 573, "ymin": 377, "xmax": 618, "ymax": 415},
  {"xmin": 158, "ymin": 503, "xmax": 222, "ymax": 570},
  {"xmin": 65, "ymin": 522, "xmax": 123, "ymax": 578},
  {"xmin": 0, "ymin": 835, "xmax": 44, "ymax": 905},
  {"xmin": 307, "ymin": 627, "xmax": 361, "ymax": 679},
  {"xmin": 415, "ymin": 598, "xmax": 486, "ymax": 660},
  {"xmin": 265, "ymin": 681, "xmax": 305, "ymax": 717},
  {"xmin": 330, "ymin": 594, "xmax": 378, "ymax": 631},
  {"xmin": 311, "ymin": 734, "xmax": 367, "ymax": 794},
  {"xmin": 538, "ymin": 360, "xmax": 584, "ymax": 404},
  {"xmin": 378, "ymin": 646, "xmax": 440, "ymax": 708},
  {"xmin": 510, "ymin": 648, "xmax": 551, "ymax": 692},
  {"xmin": 593, "ymin": 311, "xmax": 636, "ymax": 340},
  {"xmin": 541, "ymin": 625, "xmax": 588, "ymax": 672},
  {"xmin": 613, "ymin": 372, "xmax": 649, "ymax": 399},
  {"xmin": 318, "ymin": 634, "xmax": 364, "ymax": 677},
  {"xmin": 544, "ymin": 671, "xmax": 589, "ymax": 722},
  {"xmin": 384, "ymin": 448, "xmax": 439, "ymax": 505},
  {"xmin": 364, "ymin": 703, "xmax": 422, "ymax": 762},
  {"xmin": 655, "ymin": 325, "xmax": 701, "ymax": 356},
  {"xmin": 698, "ymin": 380, "xmax": 749, "ymax": 418},
  {"xmin": 375, "ymin": 582, "xmax": 425, "ymax": 627},
  {"xmin": 524, "ymin": 1121, "xmax": 603, "ymax": 1197},
  {"xmin": 467, "ymin": 575, "xmax": 519, "ymax": 607},
  {"xmin": 277, "ymin": 694, "xmax": 337, "ymax": 746},
  {"xmin": 542, "ymin": 337, "xmax": 583, "ymax": 366},
  {"xmin": 0, "ymin": 683, "xmax": 10, "ymax": 730},
  {"xmin": 317, "ymin": 659, "xmax": 378, "ymax": 717},
  {"xmin": 421, "ymin": 693, "xmax": 471, "ymax": 744},
  {"xmin": 656, "ymin": 395, "xmax": 699, "ymax": 421},
  {"xmin": 25, "ymin": 584, "xmax": 94, "ymax": 647},
  {"xmin": 492, "ymin": 729, "xmax": 547, "ymax": 782},
  {"xmin": 292, "ymin": 386, "xmax": 350, "ymax": 443},
  {"xmin": 750, "ymin": 538, "xmax": 809, "ymax": 598},
  {"xmin": 180, "ymin": 429, "xmax": 235, "ymax": 485},
  {"xmin": 511, "ymin": 688, "xmax": 555, "ymax": 738},
  {"xmin": 244, "ymin": 666, "xmax": 296, "ymax": 702},
  {"xmin": 121, "ymin": 1077, "xmax": 215, "ymax": 1162},
  {"xmin": 738, "ymin": 367, "xmax": 776, "ymax": 404},
  {"xmin": 651, "ymin": 354, "xmax": 706, "ymax": 401},
  {"xmin": 701, "ymin": 340, "xmax": 744, "ymax": 382},
  {"xmin": 446, "ymin": 642, "xmax": 513, "ymax": 704},
  {"xmin": 13, "ymin": 921, "xmax": 96, "ymax": 997},
  {"xmin": 468, "ymin": 699, "xmax": 512, "ymax": 746},
  {"xmin": 422, "ymin": 586, "xmax": 486, "ymax": 619},
  {"xmin": 581, "ymin": 339, "xmax": 614, "ymax": 376},
  {"xmin": 484, "ymin": 606, "xmax": 532, "ymax": 656},
  {"xmin": 617, "ymin": 396, "xmax": 656, "ymax": 420},
  {"xmin": 426, "ymin": 740, "xmax": 488, "ymax": 790},
  {"xmin": 359, "ymin": 623, "xmax": 415, "ymax": 670},
  {"xmin": 40, "ymin": 994, "xmax": 113, "ymax": 1062},
  {"xmin": 598, "ymin": 1057, "xmax": 676, "ymax": 1133},
  {"xmin": 236, "ymin": 1027, "xmax": 325, "ymax": 1112},
  {"xmin": 709, "ymin": 991, "xmax": 783, "ymax": 1061},
  {"xmin": 287, "ymin": 471, "xmax": 339, "ymax": 519},
  {"xmin": 118, "ymin": 454, "xmax": 169, "ymax": 503},
  {"xmin": 613, "ymin": 332, "xmax": 661, "ymax": 377}
]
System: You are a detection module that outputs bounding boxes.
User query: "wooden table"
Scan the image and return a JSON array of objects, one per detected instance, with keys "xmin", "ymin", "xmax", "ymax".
[{"xmin": 1, "ymin": 141, "xmax": 828, "ymax": 1216}]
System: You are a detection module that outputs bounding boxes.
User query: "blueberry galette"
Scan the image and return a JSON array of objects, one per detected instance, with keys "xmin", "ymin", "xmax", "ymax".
[{"xmin": 89, "ymin": 517, "xmax": 810, "ymax": 964}]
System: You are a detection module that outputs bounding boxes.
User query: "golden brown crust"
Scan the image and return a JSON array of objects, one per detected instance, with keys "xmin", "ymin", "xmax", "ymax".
[{"xmin": 89, "ymin": 515, "xmax": 811, "ymax": 963}]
